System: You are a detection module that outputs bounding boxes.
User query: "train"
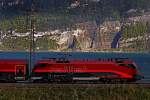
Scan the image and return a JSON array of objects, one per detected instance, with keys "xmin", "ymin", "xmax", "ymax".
[{"xmin": 0, "ymin": 58, "xmax": 144, "ymax": 83}]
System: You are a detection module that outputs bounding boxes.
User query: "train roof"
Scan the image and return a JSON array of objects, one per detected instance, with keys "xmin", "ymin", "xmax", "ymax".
[
  {"xmin": 36, "ymin": 58, "xmax": 133, "ymax": 64},
  {"xmin": 0, "ymin": 59, "xmax": 28, "ymax": 64}
]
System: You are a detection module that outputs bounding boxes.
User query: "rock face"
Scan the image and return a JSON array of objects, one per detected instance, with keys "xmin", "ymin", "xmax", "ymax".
[
  {"xmin": 57, "ymin": 31, "xmax": 74, "ymax": 49},
  {"xmin": 75, "ymin": 21, "xmax": 97, "ymax": 49},
  {"xmin": 74, "ymin": 21, "xmax": 121, "ymax": 50},
  {"xmin": 56, "ymin": 20, "xmax": 121, "ymax": 51},
  {"xmin": 95, "ymin": 21, "xmax": 121, "ymax": 49}
]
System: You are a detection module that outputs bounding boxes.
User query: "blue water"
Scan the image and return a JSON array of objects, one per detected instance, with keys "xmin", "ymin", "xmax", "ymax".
[{"xmin": 0, "ymin": 52, "xmax": 150, "ymax": 82}]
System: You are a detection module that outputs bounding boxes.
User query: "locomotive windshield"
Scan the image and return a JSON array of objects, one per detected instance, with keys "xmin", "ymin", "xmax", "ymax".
[
  {"xmin": 118, "ymin": 63, "xmax": 137, "ymax": 69},
  {"xmin": 127, "ymin": 64, "xmax": 136, "ymax": 69}
]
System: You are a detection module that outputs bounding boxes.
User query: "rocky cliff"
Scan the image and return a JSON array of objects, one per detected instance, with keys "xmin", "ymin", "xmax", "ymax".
[
  {"xmin": 55, "ymin": 20, "xmax": 121, "ymax": 51},
  {"xmin": 56, "ymin": 13, "xmax": 150, "ymax": 52}
]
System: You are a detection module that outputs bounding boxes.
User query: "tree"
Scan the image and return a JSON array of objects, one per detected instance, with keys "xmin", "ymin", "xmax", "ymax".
[
  {"xmin": 0, "ymin": 19, "xmax": 11, "ymax": 32},
  {"xmin": 12, "ymin": 16, "xmax": 28, "ymax": 33}
]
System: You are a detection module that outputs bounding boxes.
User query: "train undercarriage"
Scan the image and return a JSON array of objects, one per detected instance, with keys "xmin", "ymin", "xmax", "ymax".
[{"xmin": 30, "ymin": 72, "xmax": 137, "ymax": 84}]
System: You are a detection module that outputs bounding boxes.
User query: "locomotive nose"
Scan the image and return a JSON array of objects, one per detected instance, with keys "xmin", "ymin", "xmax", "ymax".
[{"xmin": 134, "ymin": 74, "xmax": 144, "ymax": 80}]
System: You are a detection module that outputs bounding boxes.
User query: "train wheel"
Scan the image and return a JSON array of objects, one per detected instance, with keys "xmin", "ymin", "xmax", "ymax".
[
  {"xmin": 120, "ymin": 79, "xmax": 128, "ymax": 84},
  {"xmin": 7, "ymin": 73, "xmax": 16, "ymax": 83},
  {"xmin": 109, "ymin": 79, "xmax": 121, "ymax": 84},
  {"xmin": 100, "ymin": 79, "xmax": 111, "ymax": 84}
]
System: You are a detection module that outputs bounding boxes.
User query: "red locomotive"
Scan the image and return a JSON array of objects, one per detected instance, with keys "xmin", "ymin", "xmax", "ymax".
[{"xmin": 31, "ymin": 58, "xmax": 144, "ymax": 83}]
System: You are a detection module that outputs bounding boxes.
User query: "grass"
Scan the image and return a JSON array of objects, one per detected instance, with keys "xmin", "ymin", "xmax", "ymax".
[{"xmin": 0, "ymin": 85, "xmax": 150, "ymax": 100}]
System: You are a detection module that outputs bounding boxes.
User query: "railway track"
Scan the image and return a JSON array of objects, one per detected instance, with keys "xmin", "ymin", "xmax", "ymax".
[{"xmin": 0, "ymin": 83, "xmax": 150, "ymax": 88}]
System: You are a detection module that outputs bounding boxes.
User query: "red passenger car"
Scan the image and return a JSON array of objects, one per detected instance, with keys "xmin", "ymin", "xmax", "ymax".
[
  {"xmin": 31, "ymin": 58, "xmax": 143, "ymax": 83},
  {"xmin": 0, "ymin": 59, "xmax": 28, "ymax": 81}
]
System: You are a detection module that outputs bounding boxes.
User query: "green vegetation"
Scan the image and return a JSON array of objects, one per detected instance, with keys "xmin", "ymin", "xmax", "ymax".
[
  {"xmin": 128, "ymin": 39, "xmax": 148, "ymax": 52},
  {"xmin": 12, "ymin": 16, "xmax": 29, "ymax": 33},
  {"xmin": 0, "ymin": 85, "xmax": 150, "ymax": 100},
  {"xmin": 0, "ymin": 16, "xmax": 28, "ymax": 33},
  {"xmin": 120, "ymin": 22, "xmax": 150, "ymax": 52},
  {"xmin": 35, "ymin": 35, "xmax": 58, "ymax": 51},
  {"xmin": 0, "ymin": 0, "xmax": 149, "ymax": 32},
  {"xmin": 2, "ymin": 36, "xmax": 30, "ymax": 51},
  {"xmin": 122, "ymin": 22, "xmax": 149, "ymax": 39},
  {"xmin": 0, "ymin": 36, "xmax": 58, "ymax": 51},
  {"xmin": 0, "ymin": 19, "xmax": 11, "ymax": 32},
  {"xmin": 0, "ymin": 0, "xmax": 150, "ymax": 32}
]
